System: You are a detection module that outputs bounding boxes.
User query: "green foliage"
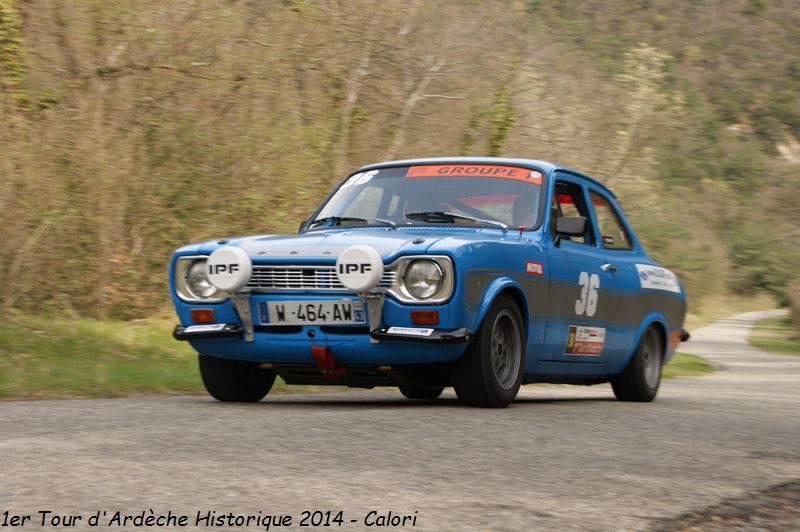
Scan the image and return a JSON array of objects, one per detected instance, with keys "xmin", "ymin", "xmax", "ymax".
[
  {"xmin": 35, "ymin": 88, "xmax": 60, "ymax": 110},
  {"xmin": 0, "ymin": 316, "xmax": 334, "ymax": 399},
  {"xmin": 284, "ymin": 0, "xmax": 312, "ymax": 13},
  {"xmin": 459, "ymin": 105, "xmax": 484, "ymax": 156},
  {"xmin": 683, "ymin": 45, "xmax": 703, "ymax": 64},
  {"xmin": 750, "ymin": 315, "xmax": 800, "ymax": 355},
  {"xmin": 0, "ymin": 317, "xmax": 203, "ymax": 398},
  {"xmin": 788, "ymin": 283, "xmax": 800, "ymax": 330},
  {"xmin": 487, "ymin": 85, "xmax": 515, "ymax": 156},
  {"xmin": 0, "ymin": 0, "xmax": 25, "ymax": 92},
  {"xmin": 729, "ymin": 229, "xmax": 797, "ymax": 304},
  {"xmin": 743, "ymin": 0, "xmax": 766, "ymax": 16},
  {"xmin": 663, "ymin": 352, "xmax": 714, "ymax": 379},
  {"xmin": 525, "ymin": 0, "xmax": 800, "ymax": 140}
]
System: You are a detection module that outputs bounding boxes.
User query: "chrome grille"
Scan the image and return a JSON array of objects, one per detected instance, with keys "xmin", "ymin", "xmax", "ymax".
[{"xmin": 247, "ymin": 265, "xmax": 396, "ymax": 292}]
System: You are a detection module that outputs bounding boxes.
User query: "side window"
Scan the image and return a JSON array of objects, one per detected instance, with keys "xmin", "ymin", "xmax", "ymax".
[
  {"xmin": 550, "ymin": 181, "xmax": 594, "ymax": 245},
  {"xmin": 589, "ymin": 191, "xmax": 632, "ymax": 250}
]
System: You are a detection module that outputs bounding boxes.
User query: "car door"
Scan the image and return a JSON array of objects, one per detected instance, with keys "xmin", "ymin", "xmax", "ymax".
[
  {"xmin": 538, "ymin": 176, "xmax": 611, "ymax": 373},
  {"xmin": 586, "ymin": 188, "xmax": 643, "ymax": 366}
]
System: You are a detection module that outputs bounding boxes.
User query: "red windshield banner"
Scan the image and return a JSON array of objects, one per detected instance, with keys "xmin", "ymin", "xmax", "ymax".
[{"xmin": 405, "ymin": 165, "xmax": 543, "ymax": 184}]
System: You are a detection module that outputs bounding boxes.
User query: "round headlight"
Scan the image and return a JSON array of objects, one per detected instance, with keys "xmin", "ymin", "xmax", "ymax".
[
  {"xmin": 404, "ymin": 260, "xmax": 444, "ymax": 299},
  {"xmin": 186, "ymin": 260, "xmax": 218, "ymax": 299}
]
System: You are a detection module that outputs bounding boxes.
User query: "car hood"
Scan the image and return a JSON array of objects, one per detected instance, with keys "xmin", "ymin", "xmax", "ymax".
[
  {"xmin": 241, "ymin": 230, "xmax": 437, "ymax": 260},
  {"xmin": 176, "ymin": 227, "xmax": 533, "ymax": 262}
]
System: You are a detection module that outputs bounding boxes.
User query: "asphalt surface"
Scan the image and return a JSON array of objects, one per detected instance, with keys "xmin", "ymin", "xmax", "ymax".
[{"xmin": 1, "ymin": 310, "xmax": 798, "ymax": 531}]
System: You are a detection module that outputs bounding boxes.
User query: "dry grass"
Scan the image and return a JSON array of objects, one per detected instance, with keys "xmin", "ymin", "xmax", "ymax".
[{"xmin": 1, "ymin": 0, "xmax": 798, "ymax": 322}]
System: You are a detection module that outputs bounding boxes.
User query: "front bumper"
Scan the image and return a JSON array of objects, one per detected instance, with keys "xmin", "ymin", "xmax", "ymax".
[
  {"xmin": 175, "ymin": 323, "xmax": 471, "ymax": 345},
  {"xmin": 173, "ymin": 322, "xmax": 471, "ymax": 366},
  {"xmin": 174, "ymin": 323, "xmax": 243, "ymax": 341},
  {"xmin": 172, "ymin": 291, "xmax": 472, "ymax": 365},
  {"xmin": 370, "ymin": 327, "xmax": 471, "ymax": 344}
]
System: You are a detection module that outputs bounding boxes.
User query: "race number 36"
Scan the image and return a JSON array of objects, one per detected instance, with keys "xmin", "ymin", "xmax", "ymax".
[{"xmin": 575, "ymin": 271, "xmax": 599, "ymax": 317}]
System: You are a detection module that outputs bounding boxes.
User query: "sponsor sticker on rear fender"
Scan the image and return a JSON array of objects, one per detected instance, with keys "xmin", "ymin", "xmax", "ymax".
[{"xmin": 636, "ymin": 264, "xmax": 681, "ymax": 293}]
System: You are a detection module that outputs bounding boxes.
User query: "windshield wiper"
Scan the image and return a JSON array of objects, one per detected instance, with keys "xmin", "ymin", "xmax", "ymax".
[
  {"xmin": 308, "ymin": 216, "xmax": 397, "ymax": 229},
  {"xmin": 405, "ymin": 211, "xmax": 508, "ymax": 232}
]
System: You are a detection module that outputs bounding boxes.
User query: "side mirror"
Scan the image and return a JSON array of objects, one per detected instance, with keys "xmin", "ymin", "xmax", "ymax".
[
  {"xmin": 555, "ymin": 216, "xmax": 586, "ymax": 245},
  {"xmin": 556, "ymin": 216, "xmax": 586, "ymax": 235}
]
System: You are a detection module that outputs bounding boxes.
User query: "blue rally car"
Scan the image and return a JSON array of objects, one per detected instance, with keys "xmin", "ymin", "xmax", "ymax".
[{"xmin": 170, "ymin": 157, "xmax": 688, "ymax": 407}]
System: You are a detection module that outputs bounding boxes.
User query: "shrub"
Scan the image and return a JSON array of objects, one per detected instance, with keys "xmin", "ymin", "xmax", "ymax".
[{"xmin": 787, "ymin": 282, "xmax": 800, "ymax": 332}]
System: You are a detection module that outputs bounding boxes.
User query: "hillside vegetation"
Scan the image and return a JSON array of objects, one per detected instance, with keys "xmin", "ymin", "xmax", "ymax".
[{"xmin": 1, "ymin": 0, "xmax": 798, "ymax": 320}]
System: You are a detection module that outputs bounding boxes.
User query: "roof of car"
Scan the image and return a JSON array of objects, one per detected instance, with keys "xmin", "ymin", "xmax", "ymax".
[{"xmin": 354, "ymin": 157, "xmax": 617, "ymax": 198}]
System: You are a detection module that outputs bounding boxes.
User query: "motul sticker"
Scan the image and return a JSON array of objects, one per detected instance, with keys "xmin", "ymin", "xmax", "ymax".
[
  {"xmin": 636, "ymin": 264, "xmax": 681, "ymax": 293},
  {"xmin": 564, "ymin": 325, "xmax": 606, "ymax": 356},
  {"xmin": 525, "ymin": 260, "xmax": 544, "ymax": 276},
  {"xmin": 405, "ymin": 165, "xmax": 542, "ymax": 184}
]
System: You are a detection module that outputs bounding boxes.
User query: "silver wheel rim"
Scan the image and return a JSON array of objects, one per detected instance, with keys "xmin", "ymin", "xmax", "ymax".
[
  {"xmin": 491, "ymin": 309, "xmax": 522, "ymax": 390},
  {"xmin": 642, "ymin": 329, "xmax": 661, "ymax": 389}
]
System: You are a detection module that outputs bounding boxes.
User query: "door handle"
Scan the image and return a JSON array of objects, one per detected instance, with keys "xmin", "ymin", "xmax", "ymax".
[{"xmin": 601, "ymin": 263, "xmax": 617, "ymax": 274}]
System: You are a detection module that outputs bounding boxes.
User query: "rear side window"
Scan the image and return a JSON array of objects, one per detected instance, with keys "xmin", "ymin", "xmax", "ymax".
[{"xmin": 590, "ymin": 191, "xmax": 632, "ymax": 250}]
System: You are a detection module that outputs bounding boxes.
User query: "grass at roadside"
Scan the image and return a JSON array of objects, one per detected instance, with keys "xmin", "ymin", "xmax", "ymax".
[
  {"xmin": 0, "ymin": 317, "xmax": 301, "ymax": 400},
  {"xmin": 0, "ymin": 317, "xmax": 204, "ymax": 399},
  {"xmin": 0, "ymin": 317, "xmax": 715, "ymax": 399},
  {"xmin": 749, "ymin": 315, "xmax": 800, "ymax": 356},
  {"xmin": 663, "ymin": 352, "xmax": 714, "ymax": 379}
]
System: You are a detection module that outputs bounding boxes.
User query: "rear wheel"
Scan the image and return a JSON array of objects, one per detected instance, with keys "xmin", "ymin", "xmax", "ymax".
[
  {"xmin": 399, "ymin": 384, "xmax": 444, "ymax": 400},
  {"xmin": 452, "ymin": 294, "xmax": 525, "ymax": 408},
  {"xmin": 198, "ymin": 354, "xmax": 276, "ymax": 402},
  {"xmin": 611, "ymin": 326, "xmax": 663, "ymax": 402}
]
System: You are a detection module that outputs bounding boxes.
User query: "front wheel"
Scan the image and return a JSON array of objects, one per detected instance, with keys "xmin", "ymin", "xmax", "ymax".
[
  {"xmin": 611, "ymin": 326, "xmax": 663, "ymax": 402},
  {"xmin": 199, "ymin": 354, "xmax": 276, "ymax": 402},
  {"xmin": 452, "ymin": 294, "xmax": 525, "ymax": 407}
]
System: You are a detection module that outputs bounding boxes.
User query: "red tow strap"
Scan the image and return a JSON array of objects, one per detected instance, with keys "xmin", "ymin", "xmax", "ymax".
[{"xmin": 310, "ymin": 346, "xmax": 346, "ymax": 378}]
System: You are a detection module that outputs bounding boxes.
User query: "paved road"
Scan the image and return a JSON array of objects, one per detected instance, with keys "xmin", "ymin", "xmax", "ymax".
[{"xmin": 1, "ymin": 310, "xmax": 798, "ymax": 531}]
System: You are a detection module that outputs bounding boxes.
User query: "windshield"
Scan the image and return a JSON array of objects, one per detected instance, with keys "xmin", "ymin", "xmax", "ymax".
[{"xmin": 310, "ymin": 164, "xmax": 544, "ymax": 230}]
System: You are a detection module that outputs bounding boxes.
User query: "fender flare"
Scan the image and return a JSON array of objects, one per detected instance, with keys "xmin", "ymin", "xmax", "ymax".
[
  {"xmin": 472, "ymin": 275, "xmax": 530, "ymax": 338},
  {"xmin": 625, "ymin": 311, "xmax": 671, "ymax": 366}
]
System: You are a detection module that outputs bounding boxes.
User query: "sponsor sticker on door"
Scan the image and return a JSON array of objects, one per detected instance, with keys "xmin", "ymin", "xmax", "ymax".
[
  {"xmin": 635, "ymin": 264, "xmax": 681, "ymax": 293},
  {"xmin": 564, "ymin": 325, "xmax": 606, "ymax": 356}
]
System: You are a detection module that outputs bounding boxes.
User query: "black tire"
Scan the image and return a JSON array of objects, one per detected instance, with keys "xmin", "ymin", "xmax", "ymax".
[
  {"xmin": 399, "ymin": 384, "xmax": 444, "ymax": 400},
  {"xmin": 611, "ymin": 326, "xmax": 663, "ymax": 402},
  {"xmin": 452, "ymin": 294, "xmax": 525, "ymax": 407},
  {"xmin": 198, "ymin": 354, "xmax": 276, "ymax": 402}
]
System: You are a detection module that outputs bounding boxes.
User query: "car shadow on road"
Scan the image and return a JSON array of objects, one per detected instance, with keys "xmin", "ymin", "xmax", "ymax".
[{"xmin": 187, "ymin": 394, "xmax": 616, "ymax": 409}]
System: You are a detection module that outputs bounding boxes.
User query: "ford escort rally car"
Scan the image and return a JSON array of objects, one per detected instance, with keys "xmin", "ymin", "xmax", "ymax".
[{"xmin": 170, "ymin": 157, "xmax": 688, "ymax": 407}]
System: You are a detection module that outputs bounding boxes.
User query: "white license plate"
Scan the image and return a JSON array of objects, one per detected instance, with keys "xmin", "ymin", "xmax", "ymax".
[{"xmin": 260, "ymin": 300, "xmax": 365, "ymax": 325}]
